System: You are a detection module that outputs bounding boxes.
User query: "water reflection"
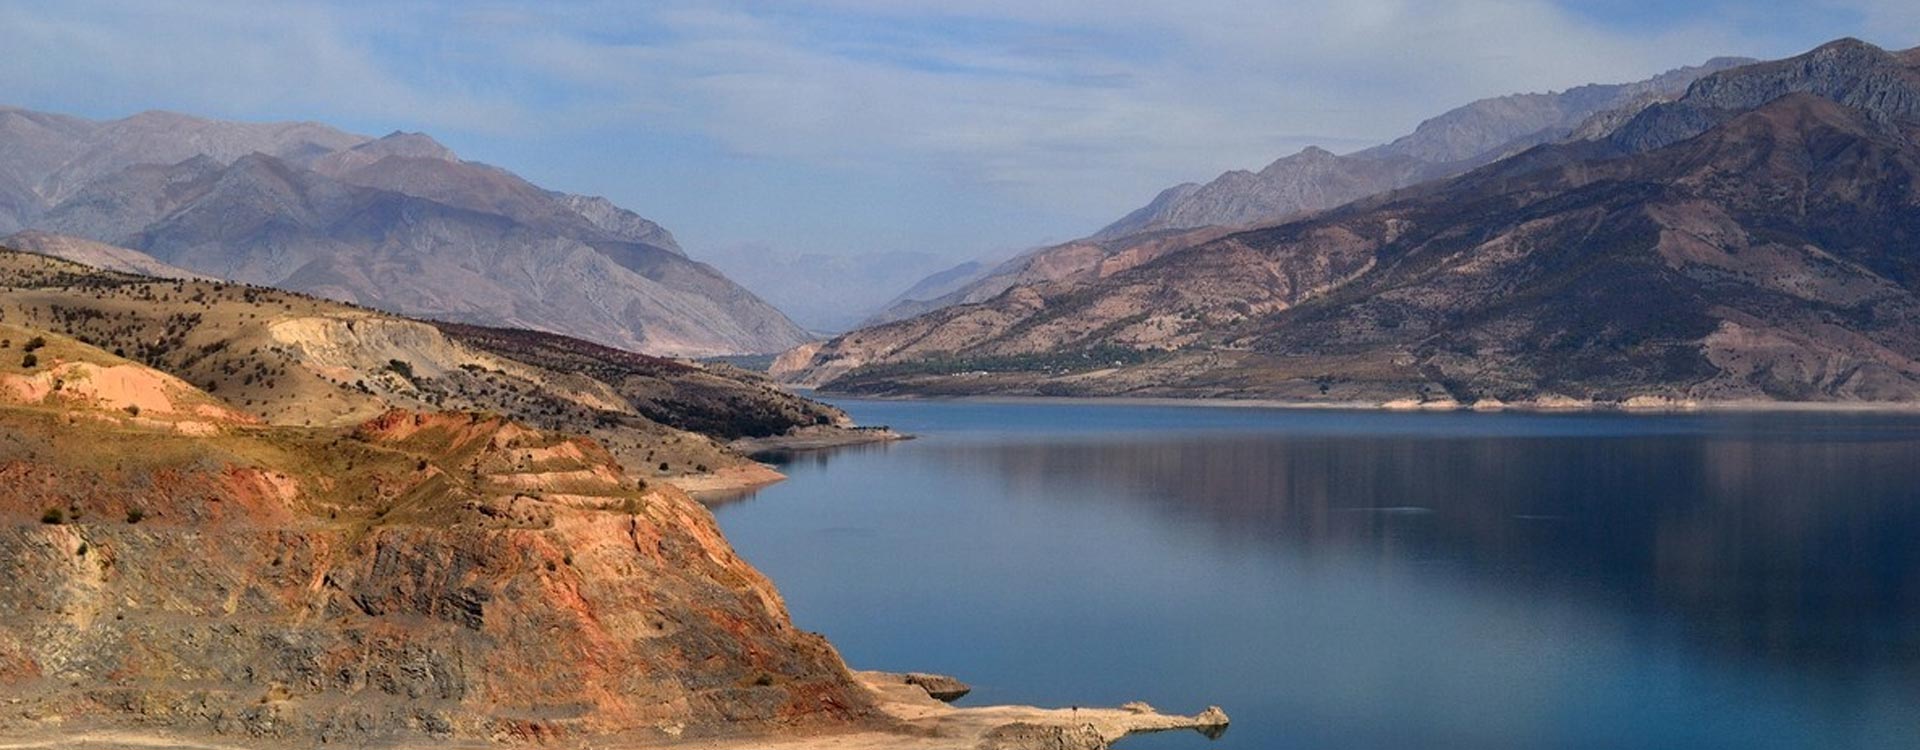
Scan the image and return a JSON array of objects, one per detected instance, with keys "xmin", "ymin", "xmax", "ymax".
[{"xmin": 924, "ymin": 432, "xmax": 1920, "ymax": 674}]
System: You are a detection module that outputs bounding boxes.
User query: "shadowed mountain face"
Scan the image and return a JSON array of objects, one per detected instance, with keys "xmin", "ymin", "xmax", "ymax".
[
  {"xmin": 779, "ymin": 40, "xmax": 1920, "ymax": 405},
  {"xmin": 0, "ymin": 109, "xmax": 810, "ymax": 356}
]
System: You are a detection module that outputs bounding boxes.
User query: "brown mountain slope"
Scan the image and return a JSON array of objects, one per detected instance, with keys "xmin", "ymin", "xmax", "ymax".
[
  {"xmin": 781, "ymin": 42, "xmax": 1920, "ymax": 405},
  {"xmin": 0, "ymin": 248, "xmax": 843, "ymax": 483},
  {"xmin": 0, "ymin": 331, "xmax": 878, "ymax": 745}
]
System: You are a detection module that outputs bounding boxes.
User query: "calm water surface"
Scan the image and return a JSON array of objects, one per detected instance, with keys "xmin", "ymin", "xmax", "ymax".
[{"xmin": 709, "ymin": 399, "xmax": 1920, "ymax": 749}]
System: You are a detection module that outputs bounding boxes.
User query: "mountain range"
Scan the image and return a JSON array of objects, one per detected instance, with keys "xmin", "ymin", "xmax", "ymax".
[
  {"xmin": 0, "ymin": 108, "xmax": 810, "ymax": 356},
  {"xmin": 864, "ymin": 56, "xmax": 1755, "ymax": 326},
  {"xmin": 777, "ymin": 39, "xmax": 1920, "ymax": 406}
]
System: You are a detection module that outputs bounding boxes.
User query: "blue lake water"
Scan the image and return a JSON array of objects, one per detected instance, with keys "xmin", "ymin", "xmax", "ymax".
[{"xmin": 709, "ymin": 399, "xmax": 1920, "ymax": 749}]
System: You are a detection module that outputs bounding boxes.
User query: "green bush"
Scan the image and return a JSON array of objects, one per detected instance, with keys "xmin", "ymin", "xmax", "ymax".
[{"xmin": 40, "ymin": 508, "xmax": 64, "ymax": 525}]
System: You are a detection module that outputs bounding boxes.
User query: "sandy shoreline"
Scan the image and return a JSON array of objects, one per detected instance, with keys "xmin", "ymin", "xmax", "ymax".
[
  {"xmin": 0, "ymin": 671, "xmax": 1228, "ymax": 750},
  {"xmin": 728, "ymin": 425, "xmax": 910, "ymax": 454},
  {"xmin": 805, "ymin": 391, "xmax": 1920, "ymax": 414},
  {"xmin": 666, "ymin": 426, "xmax": 910, "ymax": 499},
  {"xmin": 623, "ymin": 671, "xmax": 1228, "ymax": 750},
  {"xmin": 662, "ymin": 462, "xmax": 789, "ymax": 496}
]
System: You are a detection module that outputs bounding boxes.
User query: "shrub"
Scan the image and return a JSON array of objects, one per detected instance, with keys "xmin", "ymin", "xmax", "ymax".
[
  {"xmin": 40, "ymin": 508, "xmax": 64, "ymax": 525},
  {"xmin": 20, "ymin": 353, "xmax": 36, "ymax": 369},
  {"xmin": 125, "ymin": 508, "xmax": 146, "ymax": 524},
  {"xmin": 23, "ymin": 336, "xmax": 45, "ymax": 352}
]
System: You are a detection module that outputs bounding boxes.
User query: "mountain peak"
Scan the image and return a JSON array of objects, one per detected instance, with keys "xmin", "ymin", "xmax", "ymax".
[
  {"xmin": 1610, "ymin": 37, "xmax": 1920, "ymax": 152},
  {"xmin": 1810, "ymin": 37, "xmax": 1884, "ymax": 56},
  {"xmin": 361, "ymin": 130, "xmax": 458, "ymax": 161},
  {"xmin": 119, "ymin": 109, "xmax": 211, "ymax": 127}
]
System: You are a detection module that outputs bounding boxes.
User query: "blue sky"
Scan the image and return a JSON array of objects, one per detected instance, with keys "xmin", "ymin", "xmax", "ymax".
[{"xmin": 0, "ymin": 0, "xmax": 1913, "ymax": 264}]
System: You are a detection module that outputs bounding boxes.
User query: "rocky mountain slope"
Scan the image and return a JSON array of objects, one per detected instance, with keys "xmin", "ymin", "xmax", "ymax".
[
  {"xmin": 0, "ymin": 325, "xmax": 879, "ymax": 744},
  {"xmin": 0, "ymin": 248, "xmax": 843, "ymax": 484},
  {"xmin": 1095, "ymin": 56, "xmax": 1754, "ymax": 239},
  {"xmin": 778, "ymin": 40, "xmax": 1920, "ymax": 406},
  {"xmin": 867, "ymin": 58, "xmax": 1751, "ymax": 328},
  {"xmin": 0, "ymin": 108, "xmax": 809, "ymax": 356}
]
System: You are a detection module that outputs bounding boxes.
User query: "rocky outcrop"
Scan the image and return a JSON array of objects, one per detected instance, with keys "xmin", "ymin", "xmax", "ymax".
[
  {"xmin": 977, "ymin": 722, "xmax": 1107, "ymax": 750},
  {"xmin": 904, "ymin": 673, "xmax": 973, "ymax": 702},
  {"xmin": 0, "ymin": 386, "xmax": 880, "ymax": 745}
]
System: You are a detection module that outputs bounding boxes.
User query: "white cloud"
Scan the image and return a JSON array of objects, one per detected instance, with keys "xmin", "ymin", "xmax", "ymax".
[
  {"xmin": 0, "ymin": 0, "xmax": 1886, "ymax": 245},
  {"xmin": 481, "ymin": 0, "xmax": 1754, "ymax": 214},
  {"xmin": 0, "ymin": 0, "xmax": 522, "ymax": 132}
]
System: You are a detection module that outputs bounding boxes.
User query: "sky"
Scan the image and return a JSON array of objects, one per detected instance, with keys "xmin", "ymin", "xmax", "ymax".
[{"xmin": 0, "ymin": 0, "xmax": 1913, "ymax": 266}]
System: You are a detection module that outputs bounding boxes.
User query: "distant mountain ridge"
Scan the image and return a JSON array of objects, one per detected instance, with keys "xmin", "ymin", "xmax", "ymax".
[
  {"xmin": 1095, "ymin": 56, "xmax": 1756, "ymax": 239},
  {"xmin": 0, "ymin": 108, "xmax": 809, "ymax": 356},
  {"xmin": 867, "ymin": 56, "xmax": 1753, "ymax": 327},
  {"xmin": 778, "ymin": 39, "xmax": 1920, "ymax": 406}
]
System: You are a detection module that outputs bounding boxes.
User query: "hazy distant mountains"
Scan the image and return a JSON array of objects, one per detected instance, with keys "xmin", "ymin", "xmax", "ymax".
[
  {"xmin": 779, "ymin": 39, "xmax": 1920, "ymax": 405},
  {"xmin": 0, "ymin": 108, "xmax": 809, "ymax": 356},
  {"xmin": 866, "ymin": 56, "xmax": 1754, "ymax": 327},
  {"xmin": 697, "ymin": 244, "xmax": 964, "ymax": 333},
  {"xmin": 1096, "ymin": 56, "xmax": 1755, "ymax": 238}
]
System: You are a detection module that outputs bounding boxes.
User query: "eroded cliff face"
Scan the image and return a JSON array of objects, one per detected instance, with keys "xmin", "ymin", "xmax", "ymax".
[{"xmin": 0, "ymin": 390, "xmax": 876, "ymax": 745}]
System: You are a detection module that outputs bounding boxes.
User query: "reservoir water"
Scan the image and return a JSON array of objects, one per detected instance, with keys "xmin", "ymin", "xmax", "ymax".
[{"xmin": 709, "ymin": 399, "xmax": 1920, "ymax": 749}]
